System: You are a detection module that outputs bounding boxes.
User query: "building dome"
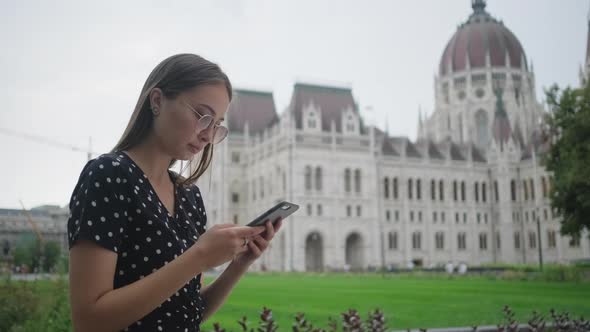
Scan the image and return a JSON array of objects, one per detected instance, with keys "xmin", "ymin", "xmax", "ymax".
[{"xmin": 439, "ymin": 0, "xmax": 527, "ymax": 76}]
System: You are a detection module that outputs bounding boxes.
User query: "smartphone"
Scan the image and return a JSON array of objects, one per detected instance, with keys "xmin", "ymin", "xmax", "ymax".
[{"xmin": 246, "ymin": 201, "xmax": 299, "ymax": 227}]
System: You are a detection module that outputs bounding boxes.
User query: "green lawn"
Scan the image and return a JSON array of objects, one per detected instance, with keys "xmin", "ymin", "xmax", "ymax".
[{"xmin": 201, "ymin": 273, "xmax": 590, "ymax": 331}]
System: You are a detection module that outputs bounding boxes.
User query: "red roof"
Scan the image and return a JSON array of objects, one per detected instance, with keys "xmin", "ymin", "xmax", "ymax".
[{"xmin": 439, "ymin": 4, "xmax": 527, "ymax": 75}]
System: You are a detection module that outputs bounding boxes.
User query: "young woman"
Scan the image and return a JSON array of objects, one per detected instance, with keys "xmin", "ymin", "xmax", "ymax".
[{"xmin": 67, "ymin": 53, "xmax": 282, "ymax": 332}]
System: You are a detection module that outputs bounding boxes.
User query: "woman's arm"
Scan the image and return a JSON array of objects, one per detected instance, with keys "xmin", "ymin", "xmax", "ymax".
[
  {"xmin": 69, "ymin": 240, "xmax": 208, "ymax": 332},
  {"xmin": 200, "ymin": 259, "xmax": 249, "ymax": 322},
  {"xmin": 200, "ymin": 219, "xmax": 282, "ymax": 322},
  {"xmin": 69, "ymin": 224, "xmax": 264, "ymax": 332}
]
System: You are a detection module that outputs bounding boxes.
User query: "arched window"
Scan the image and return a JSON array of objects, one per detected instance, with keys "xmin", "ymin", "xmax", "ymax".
[
  {"xmin": 479, "ymin": 233, "xmax": 488, "ymax": 250},
  {"xmin": 416, "ymin": 179, "xmax": 422, "ymax": 200},
  {"xmin": 453, "ymin": 181, "xmax": 458, "ymax": 201},
  {"xmin": 435, "ymin": 232, "xmax": 445, "ymax": 250},
  {"xmin": 541, "ymin": 176, "xmax": 548, "ymax": 198},
  {"xmin": 439, "ymin": 180, "xmax": 444, "ymax": 201},
  {"xmin": 511, "ymin": 180, "xmax": 516, "ymax": 202},
  {"xmin": 408, "ymin": 178, "xmax": 413, "ymax": 200},
  {"xmin": 430, "ymin": 179, "xmax": 436, "ymax": 201},
  {"xmin": 315, "ymin": 166, "xmax": 323, "ymax": 191},
  {"xmin": 412, "ymin": 232, "xmax": 422, "ymax": 250},
  {"xmin": 354, "ymin": 169, "xmax": 362, "ymax": 193},
  {"xmin": 393, "ymin": 177, "xmax": 398, "ymax": 199},
  {"xmin": 482, "ymin": 182, "xmax": 487, "ymax": 203},
  {"xmin": 344, "ymin": 168, "xmax": 351, "ymax": 193},
  {"xmin": 461, "ymin": 181, "xmax": 466, "ymax": 201},
  {"xmin": 383, "ymin": 178, "xmax": 390, "ymax": 199}
]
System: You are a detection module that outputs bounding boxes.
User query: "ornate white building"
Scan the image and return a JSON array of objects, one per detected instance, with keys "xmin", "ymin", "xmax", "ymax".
[{"xmin": 197, "ymin": 0, "xmax": 590, "ymax": 271}]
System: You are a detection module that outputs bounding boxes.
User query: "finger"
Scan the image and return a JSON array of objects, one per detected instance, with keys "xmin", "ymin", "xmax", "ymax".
[
  {"xmin": 233, "ymin": 226, "xmax": 265, "ymax": 237},
  {"xmin": 264, "ymin": 220, "xmax": 274, "ymax": 240},
  {"xmin": 274, "ymin": 219, "xmax": 283, "ymax": 233},
  {"xmin": 254, "ymin": 235, "xmax": 269, "ymax": 248},
  {"xmin": 248, "ymin": 240, "xmax": 262, "ymax": 256}
]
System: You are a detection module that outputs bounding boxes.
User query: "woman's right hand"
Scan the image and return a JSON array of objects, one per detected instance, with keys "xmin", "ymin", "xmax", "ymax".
[{"xmin": 191, "ymin": 224, "xmax": 266, "ymax": 271}]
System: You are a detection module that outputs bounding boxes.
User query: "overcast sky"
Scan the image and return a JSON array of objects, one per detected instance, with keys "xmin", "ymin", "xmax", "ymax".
[{"xmin": 0, "ymin": 0, "xmax": 587, "ymax": 209}]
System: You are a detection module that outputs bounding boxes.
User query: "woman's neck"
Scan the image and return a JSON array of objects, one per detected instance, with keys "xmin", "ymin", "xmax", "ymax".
[{"xmin": 123, "ymin": 136, "xmax": 173, "ymax": 187}]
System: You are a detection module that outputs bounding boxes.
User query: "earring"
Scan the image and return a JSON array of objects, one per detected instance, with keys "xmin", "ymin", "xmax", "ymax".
[{"xmin": 152, "ymin": 107, "xmax": 160, "ymax": 116}]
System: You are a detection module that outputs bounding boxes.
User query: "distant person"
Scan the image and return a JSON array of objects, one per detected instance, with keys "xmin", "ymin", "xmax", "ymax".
[
  {"xmin": 458, "ymin": 262, "xmax": 468, "ymax": 275},
  {"xmin": 445, "ymin": 261, "xmax": 454, "ymax": 274},
  {"xmin": 67, "ymin": 54, "xmax": 282, "ymax": 332}
]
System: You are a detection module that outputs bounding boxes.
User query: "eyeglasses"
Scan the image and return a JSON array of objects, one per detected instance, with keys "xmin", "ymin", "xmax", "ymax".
[{"xmin": 182, "ymin": 101, "xmax": 228, "ymax": 144}]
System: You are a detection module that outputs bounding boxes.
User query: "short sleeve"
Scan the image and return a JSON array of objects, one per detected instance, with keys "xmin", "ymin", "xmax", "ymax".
[
  {"xmin": 67, "ymin": 156, "xmax": 130, "ymax": 253},
  {"xmin": 191, "ymin": 185, "xmax": 207, "ymax": 232}
]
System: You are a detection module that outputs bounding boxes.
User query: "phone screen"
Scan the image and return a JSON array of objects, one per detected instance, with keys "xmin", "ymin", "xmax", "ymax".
[{"xmin": 246, "ymin": 201, "xmax": 299, "ymax": 227}]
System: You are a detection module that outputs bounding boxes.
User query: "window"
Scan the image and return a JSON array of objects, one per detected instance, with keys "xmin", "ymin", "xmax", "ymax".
[
  {"xmin": 529, "ymin": 178, "xmax": 535, "ymax": 201},
  {"xmin": 511, "ymin": 180, "xmax": 516, "ymax": 202},
  {"xmin": 453, "ymin": 181, "xmax": 458, "ymax": 201},
  {"xmin": 408, "ymin": 178, "xmax": 413, "ymax": 200},
  {"xmin": 455, "ymin": 212, "xmax": 460, "ymax": 224},
  {"xmin": 477, "ymin": 213, "xmax": 481, "ymax": 224},
  {"xmin": 384, "ymin": 178, "xmax": 390, "ymax": 199},
  {"xmin": 393, "ymin": 178, "xmax": 399, "ymax": 199},
  {"xmin": 542, "ymin": 176, "xmax": 548, "ymax": 198},
  {"xmin": 514, "ymin": 232, "xmax": 521, "ymax": 249},
  {"xmin": 344, "ymin": 169, "xmax": 351, "ymax": 193},
  {"xmin": 569, "ymin": 236, "xmax": 581, "ymax": 248},
  {"xmin": 260, "ymin": 176, "xmax": 264, "ymax": 199},
  {"xmin": 418, "ymin": 211, "xmax": 422, "ymax": 223},
  {"xmin": 433, "ymin": 211, "xmax": 438, "ymax": 223},
  {"xmin": 395, "ymin": 210, "xmax": 400, "ymax": 222},
  {"xmin": 523, "ymin": 180, "xmax": 529, "ymax": 201},
  {"xmin": 412, "ymin": 232, "xmax": 422, "ymax": 250},
  {"xmin": 482, "ymin": 183, "xmax": 487, "ymax": 203},
  {"xmin": 494, "ymin": 181, "xmax": 499, "ymax": 202},
  {"xmin": 547, "ymin": 230, "xmax": 556, "ymax": 248},
  {"xmin": 461, "ymin": 181, "xmax": 466, "ymax": 201},
  {"xmin": 435, "ymin": 232, "xmax": 445, "ymax": 250},
  {"xmin": 431, "ymin": 179, "xmax": 436, "ymax": 201},
  {"xmin": 410, "ymin": 211, "xmax": 414, "ymax": 222},
  {"xmin": 388, "ymin": 232, "xmax": 398, "ymax": 250},
  {"xmin": 317, "ymin": 204, "xmax": 322, "ymax": 216},
  {"xmin": 346, "ymin": 205, "xmax": 352, "ymax": 217},
  {"xmin": 386, "ymin": 210, "xmax": 391, "ymax": 221},
  {"xmin": 484, "ymin": 213, "xmax": 488, "ymax": 224},
  {"xmin": 544, "ymin": 209, "xmax": 548, "ymax": 221},
  {"xmin": 479, "ymin": 233, "xmax": 488, "ymax": 250},
  {"xmin": 475, "ymin": 182, "xmax": 479, "ymax": 202},
  {"xmin": 356, "ymin": 205, "xmax": 362, "ymax": 217},
  {"xmin": 439, "ymin": 180, "xmax": 445, "ymax": 201},
  {"xmin": 233, "ymin": 215, "xmax": 238, "ymax": 224},
  {"xmin": 231, "ymin": 193, "xmax": 239, "ymax": 203},
  {"xmin": 315, "ymin": 167, "xmax": 323, "ymax": 191},
  {"xmin": 458, "ymin": 233, "xmax": 467, "ymax": 250},
  {"xmin": 231, "ymin": 152, "xmax": 240, "ymax": 164},
  {"xmin": 496, "ymin": 232, "xmax": 501, "ymax": 249},
  {"xmin": 416, "ymin": 179, "xmax": 422, "ymax": 200},
  {"xmin": 463, "ymin": 212, "xmax": 467, "ymax": 224},
  {"xmin": 530, "ymin": 230, "xmax": 541, "ymax": 247},
  {"xmin": 354, "ymin": 169, "xmax": 362, "ymax": 193},
  {"xmin": 307, "ymin": 204, "xmax": 312, "ymax": 216},
  {"xmin": 441, "ymin": 212, "xmax": 446, "ymax": 223},
  {"xmin": 305, "ymin": 166, "xmax": 312, "ymax": 191}
]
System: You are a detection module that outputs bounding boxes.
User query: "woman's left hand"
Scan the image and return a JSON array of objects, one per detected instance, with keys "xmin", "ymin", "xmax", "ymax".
[{"xmin": 232, "ymin": 218, "xmax": 282, "ymax": 268}]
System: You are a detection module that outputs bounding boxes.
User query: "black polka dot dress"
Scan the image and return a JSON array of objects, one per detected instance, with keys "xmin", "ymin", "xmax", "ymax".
[{"xmin": 67, "ymin": 151, "xmax": 208, "ymax": 331}]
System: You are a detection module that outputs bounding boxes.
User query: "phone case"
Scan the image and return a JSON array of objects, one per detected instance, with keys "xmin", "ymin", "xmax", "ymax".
[{"xmin": 246, "ymin": 201, "xmax": 299, "ymax": 227}]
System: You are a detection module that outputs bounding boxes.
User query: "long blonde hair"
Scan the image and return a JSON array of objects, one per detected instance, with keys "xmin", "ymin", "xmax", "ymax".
[{"xmin": 111, "ymin": 54, "xmax": 232, "ymax": 187}]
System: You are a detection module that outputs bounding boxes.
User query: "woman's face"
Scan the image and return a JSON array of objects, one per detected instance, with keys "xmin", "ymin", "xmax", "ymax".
[{"xmin": 151, "ymin": 83, "xmax": 230, "ymax": 161}]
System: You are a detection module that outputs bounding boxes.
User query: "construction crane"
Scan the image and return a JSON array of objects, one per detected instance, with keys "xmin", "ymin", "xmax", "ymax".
[{"xmin": 0, "ymin": 127, "xmax": 94, "ymax": 161}]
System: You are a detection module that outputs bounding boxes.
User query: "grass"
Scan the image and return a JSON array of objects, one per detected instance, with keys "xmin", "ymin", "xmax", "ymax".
[
  {"xmin": 201, "ymin": 272, "xmax": 590, "ymax": 331},
  {"xmin": 3, "ymin": 272, "xmax": 589, "ymax": 331}
]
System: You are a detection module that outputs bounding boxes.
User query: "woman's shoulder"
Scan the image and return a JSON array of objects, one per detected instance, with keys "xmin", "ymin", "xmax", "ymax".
[{"xmin": 76, "ymin": 152, "xmax": 134, "ymax": 185}]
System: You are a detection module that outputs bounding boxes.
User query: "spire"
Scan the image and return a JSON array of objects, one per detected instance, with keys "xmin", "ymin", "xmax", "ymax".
[{"xmin": 472, "ymin": 0, "xmax": 487, "ymax": 14}]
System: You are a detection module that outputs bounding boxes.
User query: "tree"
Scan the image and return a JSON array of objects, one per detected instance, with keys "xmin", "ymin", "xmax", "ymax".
[
  {"xmin": 42, "ymin": 241, "xmax": 62, "ymax": 273},
  {"xmin": 544, "ymin": 80, "xmax": 590, "ymax": 238}
]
